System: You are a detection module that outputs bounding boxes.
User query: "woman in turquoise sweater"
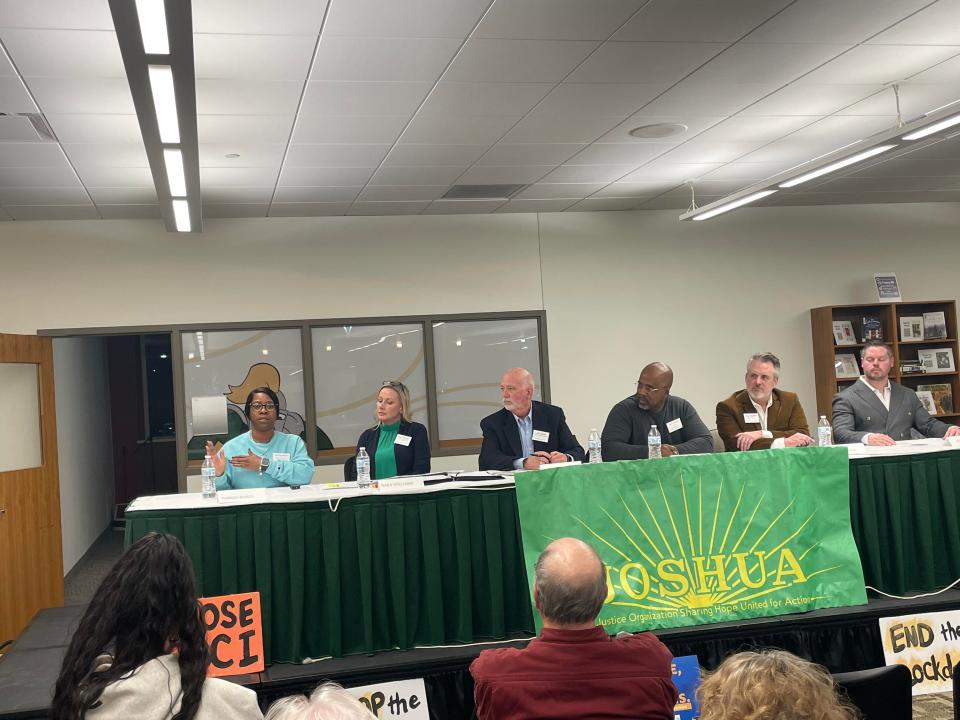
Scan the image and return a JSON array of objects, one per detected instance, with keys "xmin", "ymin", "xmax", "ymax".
[{"xmin": 348, "ymin": 380, "xmax": 430, "ymax": 481}]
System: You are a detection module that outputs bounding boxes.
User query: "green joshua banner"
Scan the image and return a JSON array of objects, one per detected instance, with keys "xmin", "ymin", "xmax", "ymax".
[{"xmin": 515, "ymin": 447, "xmax": 867, "ymax": 633}]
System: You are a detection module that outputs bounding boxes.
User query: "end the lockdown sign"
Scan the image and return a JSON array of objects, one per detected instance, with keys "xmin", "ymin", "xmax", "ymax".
[{"xmin": 515, "ymin": 447, "xmax": 867, "ymax": 633}]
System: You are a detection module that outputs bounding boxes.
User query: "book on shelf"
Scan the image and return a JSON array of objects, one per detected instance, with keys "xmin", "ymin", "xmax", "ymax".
[
  {"xmin": 861, "ymin": 316, "xmax": 883, "ymax": 342},
  {"xmin": 900, "ymin": 362, "xmax": 926, "ymax": 375},
  {"xmin": 874, "ymin": 272, "xmax": 901, "ymax": 302},
  {"xmin": 899, "ymin": 316, "xmax": 924, "ymax": 341},
  {"xmin": 918, "ymin": 383, "xmax": 954, "ymax": 415},
  {"xmin": 917, "ymin": 347, "xmax": 956, "ymax": 373},
  {"xmin": 835, "ymin": 353, "xmax": 860, "ymax": 379},
  {"xmin": 923, "ymin": 311, "xmax": 948, "ymax": 339},
  {"xmin": 917, "ymin": 390, "xmax": 937, "ymax": 415},
  {"xmin": 832, "ymin": 320, "xmax": 857, "ymax": 346}
]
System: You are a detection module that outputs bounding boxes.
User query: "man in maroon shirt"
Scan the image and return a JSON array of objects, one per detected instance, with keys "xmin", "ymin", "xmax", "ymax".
[{"xmin": 470, "ymin": 537, "xmax": 678, "ymax": 719}]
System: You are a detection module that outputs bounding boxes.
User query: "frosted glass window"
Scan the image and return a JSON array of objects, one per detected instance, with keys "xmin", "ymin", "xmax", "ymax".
[
  {"xmin": 312, "ymin": 324, "xmax": 427, "ymax": 451},
  {"xmin": 181, "ymin": 329, "xmax": 305, "ymax": 461},
  {"xmin": 0, "ymin": 363, "xmax": 42, "ymax": 471},
  {"xmin": 433, "ymin": 319, "xmax": 541, "ymax": 443}
]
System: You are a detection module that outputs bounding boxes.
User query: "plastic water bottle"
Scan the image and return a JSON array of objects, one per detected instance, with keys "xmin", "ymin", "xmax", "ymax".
[
  {"xmin": 588, "ymin": 429, "xmax": 602, "ymax": 463},
  {"xmin": 201, "ymin": 453, "xmax": 217, "ymax": 499},
  {"xmin": 356, "ymin": 447, "xmax": 371, "ymax": 489},
  {"xmin": 817, "ymin": 415, "xmax": 833, "ymax": 447},
  {"xmin": 648, "ymin": 425, "xmax": 662, "ymax": 459}
]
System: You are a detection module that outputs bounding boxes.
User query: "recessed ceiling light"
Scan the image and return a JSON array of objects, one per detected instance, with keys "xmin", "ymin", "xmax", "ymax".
[
  {"xmin": 628, "ymin": 123, "xmax": 688, "ymax": 139},
  {"xmin": 225, "ymin": 153, "xmax": 240, "ymax": 159}
]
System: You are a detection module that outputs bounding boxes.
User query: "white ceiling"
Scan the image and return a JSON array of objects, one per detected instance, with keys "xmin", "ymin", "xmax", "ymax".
[{"xmin": 0, "ymin": 0, "xmax": 959, "ymax": 221}]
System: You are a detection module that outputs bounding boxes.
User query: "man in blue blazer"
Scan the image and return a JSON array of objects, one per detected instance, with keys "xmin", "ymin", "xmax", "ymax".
[
  {"xmin": 832, "ymin": 340, "xmax": 960, "ymax": 444},
  {"xmin": 479, "ymin": 367, "xmax": 584, "ymax": 471}
]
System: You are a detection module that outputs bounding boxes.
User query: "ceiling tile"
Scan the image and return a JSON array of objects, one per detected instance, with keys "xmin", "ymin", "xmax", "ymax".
[
  {"xmin": 567, "ymin": 197, "xmax": 645, "ymax": 210},
  {"xmin": 280, "ymin": 166, "xmax": 376, "ymax": 185},
  {"xmin": 799, "ymin": 44, "xmax": 960, "ymax": 85},
  {"xmin": 868, "ymin": 1, "xmax": 960, "ymax": 45},
  {"xmin": 5, "ymin": 204, "xmax": 99, "ymax": 220},
  {"xmin": 2, "ymin": 29, "xmax": 123, "ymax": 77},
  {"xmin": 419, "ymin": 82, "xmax": 554, "ymax": 117},
  {"xmin": 567, "ymin": 41, "xmax": 727, "ymax": 83},
  {"xmin": 455, "ymin": 165, "xmax": 553, "ymax": 184},
  {"xmin": 836, "ymin": 84, "xmax": 960, "ymax": 120},
  {"xmin": 565, "ymin": 142, "xmax": 674, "ymax": 165},
  {"xmin": 301, "ymin": 81, "xmax": 432, "ymax": 116},
  {"xmin": 370, "ymin": 165, "xmax": 468, "ymax": 185},
  {"xmin": 620, "ymin": 161, "xmax": 723, "ymax": 182},
  {"xmin": 742, "ymin": 84, "xmax": 884, "ymax": 116},
  {"xmin": 0, "ymin": 114, "xmax": 43, "ymax": 143},
  {"xmin": 87, "ymin": 186, "xmax": 158, "ymax": 204},
  {"xmin": 657, "ymin": 140, "xmax": 763, "ymax": 164},
  {"xmin": 311, "ymin": 37, "xmax": 460, "ymax": 82},
  {"xmin": 423, "ymin": 199, "xmax": 504, "ymax": 214},
  {"xmin": 476, "ymin": 0, "xmax": 644, "ymax": 40},
  {"xmin": 0, "ymin": 165, "xmax": 81, "ymax": 185},
  {"xmin": 198, "ymin": 144, "xmax": 287, "ymax": 168},
  {"xmin": 0, "ymin": 143, "xmax": 69, "ymax": 166},
  {"xmin": 399, "ymin": 115, "xmax": 520, "ymax": 145},
  {"xmin": 63, "ymin": 143, "xmax": 149, "ymax": 168},
  {"xmin": 286, "ymin": 144, "xmax": 391, "ymax": 167},
  {"xmin": 201, "ymin": 187, "xmax": 275, "ymax": 204},
  {"xmin": 0, "ymin": 0, "xmax": 114, "ymax": 30},
  {"xmin": 535, "ymin": 83, "xmax": 669, "ymax": 117},
  {"xmin": 292, "ymin": 115, "xmax": 408, "ymax": 144},
  {"xmin": 540, "ymin": 164, "xmax": 637, "ymax": 183},
  {"xmin": 198, "ymin": 115, "xmax": 294, "ymax": 145},
  {"xmin": 477, "ymin": 143, "xmax": 585, "ymax": 166},
  {"xmin": 736, "ymin": 115, "xmax": 899, "ymax": 164},
  {"xmin": 689, "ymin": 116, "xmax": 817, "ymax": 144},
  {"xmin": 445, "ymin": 39, "xmax": 599, "ymax": 83},
  {"xmin": 199, "ymin": 167, "xmax": 280, "ymax": 186},
  {"xmin": 75, "ymin": 166, "xmax": 154, "ymax": 186},
  {"xmin": 496, "ymin": 198, "xmax": 578, "ymax": 212},
  {"xmin": 260, "ymin": 186, "xmax": 359, "ymax": 203},
  {"xmin": 0, "ymin": 186, "xmax": 88, "ymax": 204},
  {"xmin": 613, "ymin": 0, "xmax": 790, "ymax": 42},
  {"xmin": 192, "ymin": 0, "xmax": 329, "ymax": 35},
  {"xmin": 638, "ymin": 193, "xmax": 718, "ymax": 210},
  {"xmin": 638, "ymin": 81, "xmax": 778, "ymax": 116},
  {"xmin": 688, "ymin": 43, "xmax": 851, "ymax": 86},
  {"xmin": 501, "ymin": 113, "xmax": 623, "ymax": 143},
  {"xmin": 46, "ymin": 114, "xmax": 143, "ymax": 143},
  {"xmin": 194, "ymin": 34, "xmax": 317, "ymax": 81},
  {"xmin": 28, "ymin": 77, "xmax": 134, "ymax": 114},
  {"xmin": 347, "ymin": 200, "xmax": 430, "ymax": 215},
  {"xmin": 596, "ymin": 115, "xmax": 726, "ymax": 143},
  {"xmin": 593, "ymin": 180, "xmax": 679, "ymax": 197},
  {"xmin": 908, "ymin": 54, "xmax": 960, "ymax": 84},
  {"xmin": 97, "ymin": 204, "xmax": 162, "ymax": 219},
  {"xmin": 514, "ymin": 182, "xmax": 607, "ymax": 199},
  {"xmin": 325, "ymin": 0, "xmax": 490, "ymax": 38},
  {"xmin": 268, "ymin": 202, "xmax": 351, "ymax": 217},
  {"xmin": 204, "ymin": 203, "xmax": 269, "ymax": 218},
  {"xmin": 743, "ymin": 0, "xmax": 932, "ymax": 43},
  {"xmin": 196, "ymin": 79, "xmax": 302, "ymax": 115},
  {"xmin": 384, "ymin": 144, "xmax": 489, "ymax": 166},
  {"xmin": 358, "ymin": 186, "xmax": 448, "ymax": 201},
  {"xmin": 700, "ymin": 162, "xmax": 787, "ymax": 181}
]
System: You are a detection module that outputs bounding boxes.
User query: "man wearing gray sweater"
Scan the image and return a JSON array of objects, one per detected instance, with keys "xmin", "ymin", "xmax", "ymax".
[{"xmin": 601, "ymin": 362, "xmax": 714, "ymax": 459}]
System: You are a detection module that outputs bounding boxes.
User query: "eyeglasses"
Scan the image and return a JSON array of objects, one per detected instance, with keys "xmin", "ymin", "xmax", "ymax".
[
  {"xmin": 250, "ymin": 402, "xmax": 277, "ymax": 412},
  {"xmin": 382, "ymin": 380, "xmax": 404, "ymax": 389},
  {"xmin": 635, "ymin": 382, "xmax": 666, "ymax": 393}
]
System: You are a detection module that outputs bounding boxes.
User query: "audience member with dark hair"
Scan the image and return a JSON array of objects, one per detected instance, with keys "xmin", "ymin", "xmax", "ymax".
[
  {"xmin": 265, "ymin": 682, "xmax": 372, "ymax": 720},
  {"xmin": 697, "ymin": 649, "xmax": 859, "ymax": 720},
  {"xmin": 51, "ymin": 532, "xmax": 263, "ymax": 720},
  {"xmin": 470, "ymin": 537, "xmax": 677, "ymax": 719}
]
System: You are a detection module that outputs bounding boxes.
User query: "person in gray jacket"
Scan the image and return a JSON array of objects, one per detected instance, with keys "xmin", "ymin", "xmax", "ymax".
[
  {"xmin": 601, "ymin": 362, "xmax": 714, "ymax": 459},
  {"xmin": 832, "ymin": 340, "xmax": 960, "ymax": 445}
]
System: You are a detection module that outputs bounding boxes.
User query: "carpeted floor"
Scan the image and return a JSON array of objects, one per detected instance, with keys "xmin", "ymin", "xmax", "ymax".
[
  {"xmin": 915, "ymin": 691, "xmax": 953, "ymax": 720},
  {"xmin": 63, "ymin": 527, "xmax": 124, "ymax": 606}
]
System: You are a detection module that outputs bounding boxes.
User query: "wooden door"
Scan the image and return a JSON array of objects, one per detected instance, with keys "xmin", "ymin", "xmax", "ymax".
[{"xmin": 0, "ymin": 333, "xmax": 63, "ymax": 643}]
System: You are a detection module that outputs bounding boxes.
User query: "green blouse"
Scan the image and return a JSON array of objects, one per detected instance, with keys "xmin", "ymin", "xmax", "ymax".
[{"xmin": 374, "ymin": 421, "xmax": 400, "ymax": 480}]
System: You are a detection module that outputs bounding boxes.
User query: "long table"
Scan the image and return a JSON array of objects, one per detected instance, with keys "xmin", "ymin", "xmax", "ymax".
[{"xmin": 125, "ymin": 446, "xmax": 960, "ymax": 663}]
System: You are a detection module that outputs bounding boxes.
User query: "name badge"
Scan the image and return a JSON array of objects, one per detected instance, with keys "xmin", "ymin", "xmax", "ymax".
[
  {"xmin": 666, "ymin": 418, "xmax": 683, "ymax": 433},
  {"xmin": 743, "ymin": 412, "xmax": 761, "ymax": 424},
  {"xmin": 532, "ymin": 429, "xmax": 550, "ymax": 442},
  {"xmin": 272, "ymin": 452, "xmax": 291, "ymax": 462},
  {"xmin": 395, "ymin": 434, "xmax": 412, "ymax": 446}
]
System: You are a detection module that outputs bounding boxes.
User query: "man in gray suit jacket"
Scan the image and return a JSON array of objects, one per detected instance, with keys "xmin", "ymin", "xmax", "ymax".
[{"xmin": 832, "ymin": 340, "xmax": 960, "ymax": 444}]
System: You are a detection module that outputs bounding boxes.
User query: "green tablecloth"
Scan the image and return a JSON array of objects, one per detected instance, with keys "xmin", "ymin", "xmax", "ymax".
[
  {"xmin": 125, "ymin": 487, "xmax": 534, "ymax": 663},
  {"xmin": 849, "ymin": 449, "xmax": 960, "ymax": 595}
]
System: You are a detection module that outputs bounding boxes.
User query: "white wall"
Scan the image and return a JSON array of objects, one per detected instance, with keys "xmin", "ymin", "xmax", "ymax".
[
  {"xmin": 54, "ymin": 337, "xmax": 115, "ymax": 573},
  {"xmin": 7, "ymin": 202, "xmax": 960, "ymax": 482}
]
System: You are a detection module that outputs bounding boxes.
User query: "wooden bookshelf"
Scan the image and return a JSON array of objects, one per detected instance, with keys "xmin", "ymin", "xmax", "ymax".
[{"xmin": 811, "ymin": 300, "xmax": 960, "ymax": 421}]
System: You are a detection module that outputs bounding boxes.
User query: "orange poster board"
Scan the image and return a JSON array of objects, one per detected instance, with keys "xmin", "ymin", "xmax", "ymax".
[{"xmin": 198, "ymin": 592, "xmax": 265, "ymax": 677}]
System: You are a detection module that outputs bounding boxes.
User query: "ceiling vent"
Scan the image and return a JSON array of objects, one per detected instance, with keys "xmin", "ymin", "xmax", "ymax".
[
  {"xmin": 0, "ymin": 113, "xmax": 57, "ymax": 142},
  {"xmin": 442, "ymin": 184, "xmax": 527, "ymax": 200}
]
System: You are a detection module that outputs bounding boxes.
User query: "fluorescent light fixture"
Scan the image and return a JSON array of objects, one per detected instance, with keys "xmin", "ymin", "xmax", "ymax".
[
  {"xmin": 148, "ymin": 65, "xmax": 179, "ymax": 143},
  {"xmin": 691, "ymin": 190, "xmax": 777, "ymax": 221},
  {"xmin": 163, "ymin": 148, "xmax": 186, "ymax": 196},
  {"xmin": 135, "ymin": 0, "xmax": 169, "ymax": 54},
  {"xmin": 902, "ymin": 113, "xmax": 960, "ymax": 140},
  {"xmin": 172, "ymin": 199, "xmax": 190, "ymax": 232},
  {"xmin": 779, "ymin": 145, "xmax": 897, "ymax": 188}
]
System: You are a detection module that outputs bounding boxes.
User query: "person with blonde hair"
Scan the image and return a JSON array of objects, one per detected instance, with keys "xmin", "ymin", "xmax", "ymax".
[
  {"xmin": 697, "ymin": 649, "xmax": 859, "ymax": 720},
  {"xmin": 265, "ymin": 682, "xmax": 372, "ymax": 720},
  {"xmin": 347, "ymin": 380, "xmax": 430, "ymax": 481}
]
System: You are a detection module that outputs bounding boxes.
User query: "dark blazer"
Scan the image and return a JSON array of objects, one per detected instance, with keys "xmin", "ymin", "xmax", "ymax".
[
  {"xmin": 832, "ymin": 380, "xmax": 951, "ymax": 444},
  {"xmin": 344, "ymin": 419, "xmax": 430, "ymax": 481},
  {"xmin": 715, "ymin": 388, "xmax": 811, "ymax": 452},
  {"xmin": 478, "ymin": 400, "xmax": 584, "ymax": 471}
]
